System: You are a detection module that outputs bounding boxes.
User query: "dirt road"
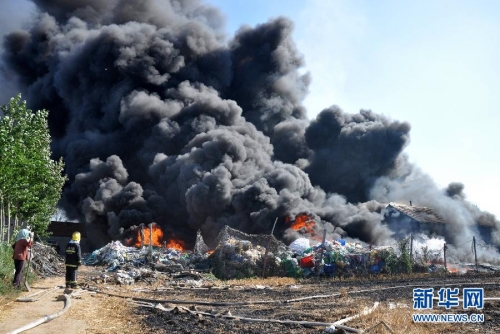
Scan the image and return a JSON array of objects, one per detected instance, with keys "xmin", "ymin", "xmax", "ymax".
[{"xmin": 0, "ymin": 266, "xmax": 142, "ymax": 334}]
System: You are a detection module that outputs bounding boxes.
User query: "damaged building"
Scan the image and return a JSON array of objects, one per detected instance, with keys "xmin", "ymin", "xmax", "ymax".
[
  {"xmin": 382, "ymin": 202, "xmax": 446, "ymax": 239},
  {"xmin": 382, "ymin": 202, "xmax": 496, "ymax": 246}
]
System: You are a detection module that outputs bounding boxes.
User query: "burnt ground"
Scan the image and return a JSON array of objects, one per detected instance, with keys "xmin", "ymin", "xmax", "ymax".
[
  {"xmin": 114, "ymin": 272, "xmax": 500, "ymax": 334},
  {"xmin": 2, "ymin": 267, "xmax": 499, "ymax": 334}
]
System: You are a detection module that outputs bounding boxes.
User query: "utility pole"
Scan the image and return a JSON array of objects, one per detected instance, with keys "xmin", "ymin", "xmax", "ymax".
[
  {"xmin": 140, "ymin": 225, "xmax": 145, "ymax": 248},
  {"xmin": 410, "ymin": 234, "xmax": 413, "ymax": 263},
  {"xmin": 317, "ymin": 229, "xmax": 327, "ymax": 278},
  {"xmin": 149, "ymin": 223, "xmax": 153, "ymax": 248},
  {"xmin": 473, "ymin": 236, "xmax": 478, "ymax": 272},
  {"xmin": 147, "ymin": 223, "xmax": 154, "ymax": 263},
  {"xmin": 443, "ymin": 242, "xmax": 447, "ymax": 271},
  {"xmin": 262, "ymin": 217, "xmax": 278, "ymax": 278}
]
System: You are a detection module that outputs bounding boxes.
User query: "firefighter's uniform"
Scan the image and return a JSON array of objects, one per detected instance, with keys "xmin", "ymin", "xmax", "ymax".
[{"xmin": 65, "ymin": 232, "xmax": 82, "ymax": 288}]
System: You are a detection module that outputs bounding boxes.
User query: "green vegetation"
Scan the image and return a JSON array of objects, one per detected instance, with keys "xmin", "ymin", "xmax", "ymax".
[
  {"xmin": 398, "ymin": 237, "xmax": 413, "ymax": 274},
  {"xmin": 0, "ymin": 243, "xmax": 15, "ymax": 294},
  {"xmin": 0, "ymin": 94, "xmax": 66, "ymax": 237},
  {"xmin": 379, "ymin": 237, "xmax": 413, "ymax": 274}
]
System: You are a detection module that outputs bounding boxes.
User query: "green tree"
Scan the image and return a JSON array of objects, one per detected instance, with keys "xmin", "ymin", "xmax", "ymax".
[
  {"xmin": 398, "ymin": 237, "xmax": 413, "ymax": 274},
  {"xmin": 0, "ymin": 95, "xmax": 66, "ymax": 237}
]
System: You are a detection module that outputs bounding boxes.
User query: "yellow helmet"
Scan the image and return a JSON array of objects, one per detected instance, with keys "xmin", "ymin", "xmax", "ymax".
[{"xmin": 72, "ymin": 232, "xmax": 81, "ymax": 241}]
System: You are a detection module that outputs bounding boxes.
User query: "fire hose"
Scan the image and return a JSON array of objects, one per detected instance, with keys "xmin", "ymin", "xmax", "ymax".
[
  {"xmin": 15, "ymin": 286, "xmax": 61, "ymax": 302},
  {"xmin": 7, "ymin": 293, "xmax": 71, "ymax": 334}
]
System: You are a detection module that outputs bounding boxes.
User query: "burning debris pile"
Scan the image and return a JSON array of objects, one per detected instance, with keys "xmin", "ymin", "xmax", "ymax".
[
  {"xmin": 85, "ymin": 226, "xmax": 286, "ymax": 282},
  {"xmin": 81, "ymin": 225, "xmax": 471, "ymax": 284},
  {"xmin": 85, "ymin": 240, "xmax": 209, "ymax": 284},
  {"xmin": 81, "ymin": 221, "xmax": 500, "ymax": 285},
  {"xmin": 123, "ymin": 223, "xmax": 186, "ymax": 251}
]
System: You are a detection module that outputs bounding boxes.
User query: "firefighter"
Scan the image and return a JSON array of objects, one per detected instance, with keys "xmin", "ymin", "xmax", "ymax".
[{"xmin": 65, "ymin": 231, "xmax": 82, "ymax": 288}]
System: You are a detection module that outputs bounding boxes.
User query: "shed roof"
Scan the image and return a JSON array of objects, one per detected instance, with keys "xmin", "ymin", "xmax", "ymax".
[{"xmin": 387, "ymin": 203, "xmax": 446, "ymax": 224}]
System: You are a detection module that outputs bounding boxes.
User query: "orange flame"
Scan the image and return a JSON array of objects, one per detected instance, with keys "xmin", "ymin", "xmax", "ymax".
[
  {"xmin": 166, "ymin": 238, "xmax": 186, "ymax": 251},
  {"xmin": 286, "ymin": 214, "xmax": 315, "ymax": 234},
  {"xmin": 135, "ymin": 223, "xmax": 164, "ymax": 247}
]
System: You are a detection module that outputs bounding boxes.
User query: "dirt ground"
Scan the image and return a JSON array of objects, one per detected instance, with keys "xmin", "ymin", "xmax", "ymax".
[{"xmin": 1, "ymin": 266, "xmax": 499, "ymax": 334}]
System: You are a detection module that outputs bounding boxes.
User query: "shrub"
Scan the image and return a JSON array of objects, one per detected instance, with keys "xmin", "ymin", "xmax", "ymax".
[{"xmin": 0, "ymin": 242, "xmax": 15, "ymax": 294}]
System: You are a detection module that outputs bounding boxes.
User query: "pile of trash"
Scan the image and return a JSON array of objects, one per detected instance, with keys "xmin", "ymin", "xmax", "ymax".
[
  {"xmin": 280, "ymin": 238, "xmax": 408, "ymax": 277},
  {"xmin": 114, "ymin": 268, "xmax": 155, "ymax": 285},
  {"xmin": 83, "ymin": 227, "xmax": 461, "ymax": 281},
  {"xmin": 83, "ymin": 228, "xmax": 401, "ymax": 282},
  {"xmin": 85, "ymin": 241, "xmax": 152, "ymax": 269},
  {"xmin": 211, "ymin": 226, "xmax": 290, "ymax": 279},
  {"xmin": 31, "ymin": 242, "xmax": 65, "ymax": 277},
  {"xmin": 281, "ymin": 238, "xmax": 367, "ymax": 277},
  {"xmin": 84, "ymin": 238, "xmax": 211, "ymax": 284}
]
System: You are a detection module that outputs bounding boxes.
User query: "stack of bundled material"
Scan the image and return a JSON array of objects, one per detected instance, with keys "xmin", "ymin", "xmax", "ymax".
[
  {"xmin": 210, "ymin": 226, "xmax": 289, "ymax": 279},
  {"xmin": 31, "ymin": 242, "xmax": 65, "ymax": 277}
]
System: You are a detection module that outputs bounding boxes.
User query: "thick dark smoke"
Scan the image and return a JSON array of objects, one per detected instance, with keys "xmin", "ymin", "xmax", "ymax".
[
  {"xmin": 304, "ymin": 107, "xmax": 411, "ymax": 203},
  {"xmin": 2, "ymin": 0, "xmax": 499, "ymax": 261}
]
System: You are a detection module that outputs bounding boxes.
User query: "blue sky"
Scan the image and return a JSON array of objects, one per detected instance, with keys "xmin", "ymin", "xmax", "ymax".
[
  {"xmin": 2, "ymin": 0, "xmax": 500, "ymax": 218},
  {"xmin": 209, "ymin": 0, "xmax": 500, "ymax": 218}
]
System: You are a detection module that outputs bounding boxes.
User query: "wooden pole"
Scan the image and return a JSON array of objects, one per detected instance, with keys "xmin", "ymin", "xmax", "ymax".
[
  {"xmin": 473, "ymin": 236, "xmax": 478, "ymax": 272},
  {"xmin": 316, "ymin": 229, "xmax": 327, "ymax": 278},
  {"xmin": 271, "ymin": 218, "xmax": 277, "ymax": 236},
  {"xmin": 261, "ymin": 217, "xmax": 278, "ymax": 278},
  {"xmin": 443, "ymin": 242, "xmax": 447, "ymax": 271},
  {"xmin": 149, "ymin": 223, "xmax": 153, "ymax": 253},
  {"xmin": 367, "ymin": 244, "xmax": 372, "ymax": 276},
  {"xmin": 410, "ymin": 234, "xmax": 413, "ymax": 263},
  {"xmin": 140, "ymin": 226, "xmax": 144, "ymax": 248}
]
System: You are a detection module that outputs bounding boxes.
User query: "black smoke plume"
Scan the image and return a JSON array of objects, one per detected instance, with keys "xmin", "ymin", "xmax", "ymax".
[{"xmin": 2, "ymin": 0, "xmax": 499, "ymax": 261}]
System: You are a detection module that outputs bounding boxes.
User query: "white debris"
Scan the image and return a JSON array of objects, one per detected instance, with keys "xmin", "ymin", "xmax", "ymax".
[
  {"xmin": 183, "ymin": 279, "xmax": 203, "ymax": 287},
  {"xmin": 325, "ymin": 325, "xmax": 337, "ymax": 333},
  {"xmin": 115, "ymin": 268, "xmax": 151, "ymax": 285},
  {"xmin": 388, "ymin": 302, "xmax": 409, "ymax": 310},
  {"xmin": 289, "ymin": 238, "xmax": 310, "ymax": 255}
]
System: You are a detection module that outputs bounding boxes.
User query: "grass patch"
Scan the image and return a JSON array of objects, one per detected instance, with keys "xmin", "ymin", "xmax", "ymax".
[
  {"xmin": 0, "ymin": 242, "xmax": 36, "ymax": 298},
  {"xmin": 0, "ymin": 242, "xmax": 15, "ymax": 295}
]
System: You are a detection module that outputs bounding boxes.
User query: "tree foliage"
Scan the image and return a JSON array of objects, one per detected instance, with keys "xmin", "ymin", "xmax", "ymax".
[{"xmin": 0, "ymin": 94, "xmax": 66, "ymax": 235}]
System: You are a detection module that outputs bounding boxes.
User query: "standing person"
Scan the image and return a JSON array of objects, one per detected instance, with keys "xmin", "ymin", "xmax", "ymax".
[
  {"xmin": 65, "ymin": 232, "xmax": 82, "ymax": 288},
  {"xmin": 12, "ymin": 228, "xmax": 34, "ymax": 289}
]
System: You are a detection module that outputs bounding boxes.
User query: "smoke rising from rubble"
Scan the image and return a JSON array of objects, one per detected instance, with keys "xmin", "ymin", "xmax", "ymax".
[{"xmin": 1, "ymin": 0, "xmax": 499, "ymax": 262}]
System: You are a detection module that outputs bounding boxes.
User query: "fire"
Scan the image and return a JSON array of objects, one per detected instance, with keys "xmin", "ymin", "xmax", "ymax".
[
  {"xmin": 135, "ymin": 223, "xmax": 164, "ymax": 247},
  {"xmin": 447, "ymin": 265, "xmax": 469, "ymax": 274},
  {"xmin": 286, "ymin": 214, "xmax": 315, "ymax": 234},
  {"xmin": 166, "ymin": 238, "xmax": 185, "ymax": 251}
]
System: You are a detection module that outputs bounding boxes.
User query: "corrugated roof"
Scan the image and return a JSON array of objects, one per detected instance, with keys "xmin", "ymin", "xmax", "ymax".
[
  {"xmin": 387, "ymin": 202, "xmax": 445, "ymax": 224},
  {"xmin": 47, "ymin": 221, "xmax": 87, "ymax": 238}
]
